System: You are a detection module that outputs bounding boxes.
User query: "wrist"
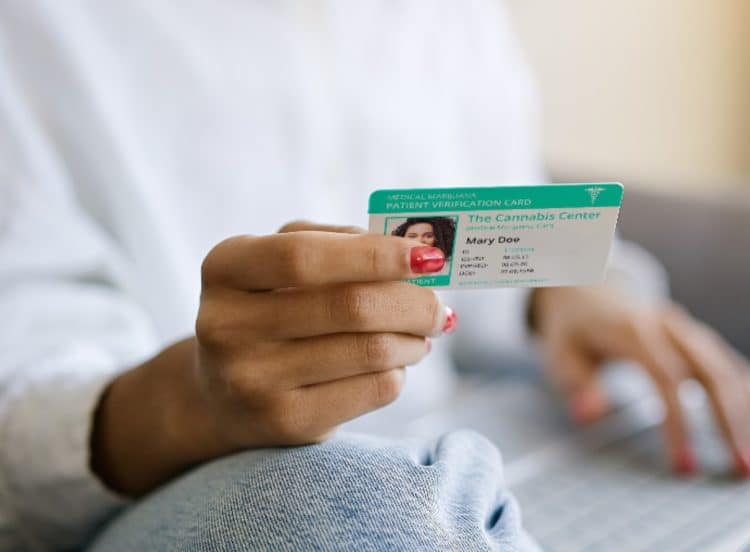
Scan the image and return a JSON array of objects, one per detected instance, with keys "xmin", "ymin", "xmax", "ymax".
[
  {"xmin": 160, "ymin": 339, "xmax": 236, "ymax": 464},
  {"xmin": 90, "ymin": 338, "xmax": 231, "ymax": 496}
]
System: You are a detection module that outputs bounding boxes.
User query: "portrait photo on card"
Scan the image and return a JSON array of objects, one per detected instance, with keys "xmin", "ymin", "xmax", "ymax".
[{"xmin": 388, "ymin": 216, "xmax": 458, "ymax": 277}]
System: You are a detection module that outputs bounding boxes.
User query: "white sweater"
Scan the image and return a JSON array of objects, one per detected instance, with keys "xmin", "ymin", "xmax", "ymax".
[{"xmin": 0, "ymin": 1, "xmax": 664, "ymax": 549}]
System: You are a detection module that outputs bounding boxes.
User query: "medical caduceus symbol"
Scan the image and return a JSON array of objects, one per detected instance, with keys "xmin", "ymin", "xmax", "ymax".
[{"xmin": 584, "ymin": 186, "xmax": 606, "ymax": 205}]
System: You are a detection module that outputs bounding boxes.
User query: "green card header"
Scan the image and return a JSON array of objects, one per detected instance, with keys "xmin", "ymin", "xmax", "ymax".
[{"xmin": 368, "ymin": 183, "xmax": 623, "ymax": 214}]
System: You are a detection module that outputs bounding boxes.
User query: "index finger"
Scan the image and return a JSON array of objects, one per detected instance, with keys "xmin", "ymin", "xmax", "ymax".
[
  {"xmin": 663, "ymin": 310, "xmax": 750, "ymax": 476},
  {"xmin": 277, "ymin": 220, "xmax": 366, "ymax": 235},
  {"xmin": 624, "ymin": 321, "xmax": 694, "ymax": 473},
  {"xmin": 201, "ymin": 231, "xmax": 445, "ymax": 290}
]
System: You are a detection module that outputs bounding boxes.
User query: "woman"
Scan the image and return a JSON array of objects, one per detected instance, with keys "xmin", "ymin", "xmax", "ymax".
[
  {"xmin": 391, "ymin": 217, "xmax": 457, "ymax": 260},
  {"xmin": 1, "ymin": 2, "xmax": 748, "ymax": 551}
]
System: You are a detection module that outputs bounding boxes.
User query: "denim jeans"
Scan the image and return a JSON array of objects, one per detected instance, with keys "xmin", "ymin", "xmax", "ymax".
[{"xmin": 87, "ymin": 430, "xmax": 538, "ymax": 551}]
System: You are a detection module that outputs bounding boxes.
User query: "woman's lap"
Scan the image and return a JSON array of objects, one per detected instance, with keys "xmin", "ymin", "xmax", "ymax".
[{"xmin": 87, "ymin": 430, "xmax": 537, "ymax": 551}]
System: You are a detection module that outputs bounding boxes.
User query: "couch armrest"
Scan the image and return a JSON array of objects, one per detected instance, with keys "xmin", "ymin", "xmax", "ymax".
[{"xmin": 616, "ymin": 186, "xmax": 750, "ymax": 357}]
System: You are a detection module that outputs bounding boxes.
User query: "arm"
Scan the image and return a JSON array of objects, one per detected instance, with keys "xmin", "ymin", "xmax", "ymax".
[
  {"xmin": 1, "ymin": 191, "xmax": 449, "ymax": 548},
  {"xmin": 90, "ymin": 228, "xmax": 451, "ymax": 496},
  {"xmin": 0, "ymin": 71, "xmax": 161, "ymax": 551}
]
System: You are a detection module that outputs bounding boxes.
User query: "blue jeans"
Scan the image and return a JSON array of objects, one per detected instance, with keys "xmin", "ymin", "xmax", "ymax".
[{"xmin": 88, "ymin": 430, "xmax": 537, "ymax": 551}]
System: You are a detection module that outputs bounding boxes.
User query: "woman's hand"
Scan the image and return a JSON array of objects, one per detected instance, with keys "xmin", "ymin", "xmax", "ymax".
[
  {"xmin": 192, "ymin": 225, "xmax": 452, "ymax": 448},
  {"xmin": 531, "ymin": 284, "xmax": 750, "ymax": 476},
  {"xmin": 92, "ymin": 222, "xmax": 453, "ymax": 495}
]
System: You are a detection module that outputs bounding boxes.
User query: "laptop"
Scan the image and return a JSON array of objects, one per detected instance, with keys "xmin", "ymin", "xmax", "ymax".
[{"xmin": 396, "ymin": 361, "xmax": 750, "ymax": 551}]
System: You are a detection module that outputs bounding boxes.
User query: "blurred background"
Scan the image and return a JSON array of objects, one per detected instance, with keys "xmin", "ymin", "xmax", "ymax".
[
  {"xmin": 503, "ymin": 0, "xmax": 750, "ymax": 355},
  {"xmin": 507, "ymin": 0, "xmax": 750, "ymax": 196}
]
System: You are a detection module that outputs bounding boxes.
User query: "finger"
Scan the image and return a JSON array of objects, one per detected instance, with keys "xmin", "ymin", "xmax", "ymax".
[
  {"xmin": 545, "ymin": 343, "xmax": 610, "ymax": 424},
  {"xmin": 626, "ymin": 321, "xmax": 695, "ymax": 474},
  {"xmin": 291, "ymin": 368, "xmax": 407, "ymax": 439},
  {"xmin": 278, "ymin": 220, "xmax": 366, "ymax": 235},
  {"xmin": 201, "ymin": 283, "xmax": 451, "ymax": 341},
  {"xmin": 273, "ymin": 333, "xmax": 430, "ymax": 388},
  {"xmin": 201, "ymin": 232, "xmax": 446, "ymax": 290},
  {"xmin": 663, "ymin": 309, "xmax": 750, "ymax": 476}
]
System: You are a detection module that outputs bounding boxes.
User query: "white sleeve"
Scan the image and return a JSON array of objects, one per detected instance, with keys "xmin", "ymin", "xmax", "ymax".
[
  {"xmin": 0, "ymin": 51, "xmax": 157, "ymax": 550},
  {"xmin": 604, "ymin": 236, "xmax": 670, "ymax": 302}
]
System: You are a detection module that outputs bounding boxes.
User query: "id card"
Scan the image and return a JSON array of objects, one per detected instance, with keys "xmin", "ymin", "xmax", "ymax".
[{"xmin": 368, "ymin": 183, "xmax": 623, "ymax": 289}]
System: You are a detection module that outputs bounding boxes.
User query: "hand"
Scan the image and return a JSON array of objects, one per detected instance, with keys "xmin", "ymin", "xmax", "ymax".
[
  {"xmin": 92, "ymin": 222, "xmax": 454, "ymax": 495},
  {"xmin": 193, "ymin": 222, "xmax": 453, "ymax": 450},
  {"xmin": 531, "ymin": 284, "xmax": 750, "ymax": 477}
]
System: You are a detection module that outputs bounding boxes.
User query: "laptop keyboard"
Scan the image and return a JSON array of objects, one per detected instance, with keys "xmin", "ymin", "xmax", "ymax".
[{"xmin": 515, "ymin": 432, "xmax": 750, "ymax": 551}]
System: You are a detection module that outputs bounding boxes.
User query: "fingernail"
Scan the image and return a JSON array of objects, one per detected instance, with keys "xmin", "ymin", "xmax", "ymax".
[
  {"xmin": 735, "ymin": 447, "xmax": 750, "ymax": 478},
  {"xmin": 568, "ymin": 391, "xmax": 605, "ymax": 425},
  {"xmin": 442, "ymin": 306, "xmax": 457, "ymax": 334},
  {"xmin": 674, "ymin": 446, "xmax": 698, "ymax": 476},
  {"xmin": 410, "ymin": 246, "xmax": 445, "ymax": 274},
  {"xmin": 568, "ymin": 391, "xmax": 595, "ymax": 424},
  {"xmin": 425, "ymin": 337, "xmax": 432, "ymax": 353}
]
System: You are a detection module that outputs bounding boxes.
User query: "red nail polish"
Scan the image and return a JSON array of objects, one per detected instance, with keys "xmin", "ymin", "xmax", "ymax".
[
  {"xmin": 442, "ymin": 307, "xmax": 457, "ymax": 334},
  {"xmin": 735, "ymin": 448, "xmax": 750, "ymax": 477},
  {"xmin": 674, "ymin": 446, "xmax": 698, "ymax": 476},
  {"xmin": 568, "ymin": 391, "xmax": 604, "ymax": 425},
  {"xmin": 410, "ymin": 246, "xmax": 445, "ymax": 274}
]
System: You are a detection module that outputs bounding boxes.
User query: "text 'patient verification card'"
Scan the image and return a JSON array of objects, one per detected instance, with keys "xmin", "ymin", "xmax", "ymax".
[{"xmin": 368, "ymin": 183, "xmax": 623, "ymax": 289}]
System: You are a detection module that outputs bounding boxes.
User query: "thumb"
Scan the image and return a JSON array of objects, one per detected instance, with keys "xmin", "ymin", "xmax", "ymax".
[{"xmin": 546, "ymin": 344, "xmax": 610, "ymax": 425}]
